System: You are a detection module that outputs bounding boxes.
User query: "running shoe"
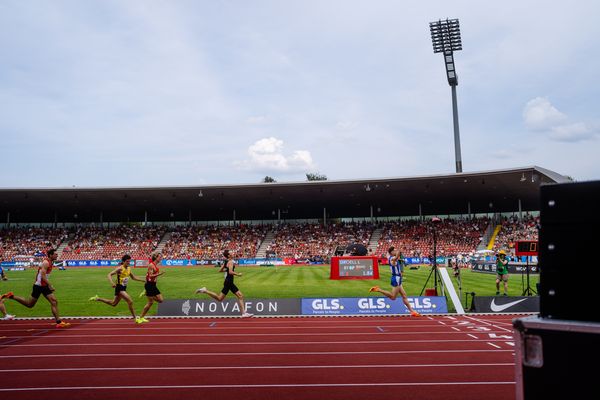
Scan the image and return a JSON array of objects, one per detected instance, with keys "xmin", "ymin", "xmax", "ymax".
[
  {"xmin": 0, "ymin": 292, "xmax": 14, "ymax": 300},
  {"xmin": 135, "ymin": 317, "xmax": 144, "ymax": 324},
  {"xmin": 495, "ymin": 291, "xmax": 500, "ymax": 296},
  {"xmin": 195, "ymin": 287, "xmax": 207, "ymax": 294},
  {"xmin": 56, "ymin": 321, "xmax": 71, "ymax": 328},
  {"xmin": 241, "ymin": 312, "xmax": 254, "ymax": 318},
  {"xmin": 2, "ymin": 314, "xmax": 15, "ymax": 320},
  {"xmin": 140, "ymin": 317, "xmax": 149, "ymax": 323},
  {"xmin": 503, "ymin": 293, "xmax": 508, "ymax": 296},
  {"xmin": 138, "ymin": 290, "xmax": 146, "ymax": 298},
  {"xmin": 410, "ymin": 311, "xmax": 422, "ymax": 317},
  {"xmin": 368, "ymin": 286, "xmax": 379, "ymax": 293},
  {"xmin": 88, "ymin": 295, "xmax": 99, "ymax": 301}
]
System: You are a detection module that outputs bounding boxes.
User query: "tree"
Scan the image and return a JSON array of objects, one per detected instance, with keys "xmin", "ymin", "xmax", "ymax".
[
  {"xmin": 263, "ymin": 176, "xmax": 277, "ymax": 183},
  {"xmin": 306, "ymin": 172, "xmax": 327, "ymax": 181}
]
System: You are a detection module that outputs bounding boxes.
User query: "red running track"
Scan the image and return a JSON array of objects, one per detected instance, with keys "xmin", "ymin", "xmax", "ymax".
[{"xmin": 0, "ymin": 315, "xmax": 519, "ymax": 400}]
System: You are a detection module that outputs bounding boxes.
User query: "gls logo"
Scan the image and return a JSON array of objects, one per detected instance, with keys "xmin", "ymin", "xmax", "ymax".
[
  {"xmin": 408, "ymin": 298, "xmax": 433, "ymax": 309},
  {"xmin": 311, "ymin": 299, "xmax": 341, "ymax": 310},
  {"xmin": 358, "ymin": 298, "xmax": 387, "ymax": 309}
]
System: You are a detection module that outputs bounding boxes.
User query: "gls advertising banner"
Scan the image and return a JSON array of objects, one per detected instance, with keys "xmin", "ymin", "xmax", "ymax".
[
  {"xmin": 472, "ymin": 296, "xmax": 539, "ymax": 313},
  {"xmin": 301, "ymin": 297, "xmax": 448, "ymax": 316}
]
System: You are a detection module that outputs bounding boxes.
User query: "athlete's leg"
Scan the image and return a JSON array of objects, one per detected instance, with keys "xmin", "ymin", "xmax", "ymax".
[
  {"xmin": 503, "ymin": 275, "xmax": 509, "ymax": 294},
  {"xmin": 118, "ymin": 292, "xmax": 137, "ymax": 319},
  {"xmin": 44, "ymin": 293, "xmax": 61, "ymax": 322},
  {"xmin": 198, "ymin": 289, "xmax": 226, "ymax": 302},
  {"xmin": 397, "ymin": 285, "xmax": 417, "ymax": 313},
  {"xmin": 10, "ymin": 294, "xmax": 38, "ymax": 308},
  {"xmin": 373, "ymin": 286, "xmax": 401, "ymax": 300},
  {"xmin": 233, "ymin": 290, "xmax": 246, "ymax": 315},
  {"xmin": 96, "ymin": 295, "xmax": 121, "ymax": 307},
  {"xmin": 140, "ymin": 298, "xmax": 154, "ymax": 318}
]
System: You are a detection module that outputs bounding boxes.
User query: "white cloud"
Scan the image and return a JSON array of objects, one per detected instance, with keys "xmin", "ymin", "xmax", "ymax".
[
  {"xmin": 523, "ymin": 97, "xmax": 567, "ymax": 130},
  {"xmin": 550, "ymin": 122, "xmax": 596, "ymax": 142},
  {"xmin": 523, "ymin": 97, "xmax": 596, "ymax": 143},
  {"xmin": 236, "ymin": 137, "xmax": 315, "ymax": 173}
]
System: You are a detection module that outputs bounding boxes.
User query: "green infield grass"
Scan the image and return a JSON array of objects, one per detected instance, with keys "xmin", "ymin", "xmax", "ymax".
[{"xmin": 0, "ymin": 265, "xmax": 539, "ymax": 317}]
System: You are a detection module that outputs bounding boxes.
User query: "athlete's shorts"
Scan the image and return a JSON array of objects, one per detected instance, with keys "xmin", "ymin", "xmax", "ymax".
[
  {"xmin": 144, "ymin": 282, "xmax": 161, "ymax": 297},
  {"xmin": 115, "ymin": 284, "xmax": 127, "ymax": 296},
  {"xmin": 31, "ymin": 284, "xmax": 53, "ymax": 299},
  {"xmin": 221, "ymin": 280, "xmax": 239, "ymax": 295},
  {"xmin": 390, "ymin": 275, "xmax": 403, "ymax": 287},
  {"xmin": 497, "ymin": 273, "xmax": 509, "ymax": 282}
]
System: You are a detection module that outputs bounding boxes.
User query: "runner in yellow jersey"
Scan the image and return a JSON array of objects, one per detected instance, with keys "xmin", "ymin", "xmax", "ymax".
[{"xmin": 89, "ymin": 254, "xmax": 145, "ymax": 323}]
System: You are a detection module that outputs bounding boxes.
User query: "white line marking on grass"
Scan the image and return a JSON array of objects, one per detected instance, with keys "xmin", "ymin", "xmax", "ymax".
[
  {"xmin": 0, "ymin": 382, "xmax": 517, "ymax": 392},
  {"xmin": 0, "ymin": 363, "xmax": 515, "ymax": 373},
  {"xmin": 487, "ymin": 342, "xmax": 501, "ymax": 349}
]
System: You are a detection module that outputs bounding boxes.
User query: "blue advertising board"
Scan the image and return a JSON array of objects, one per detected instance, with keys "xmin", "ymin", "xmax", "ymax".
[{"xmin": 301, "ymin": 296, "xmax": 447, "ymax": 316}]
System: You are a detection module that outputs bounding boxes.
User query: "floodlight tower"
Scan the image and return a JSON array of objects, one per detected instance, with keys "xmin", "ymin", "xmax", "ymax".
[{"xmin": 430, "ymin": 18, "xmax": 463, "ymax": 173}]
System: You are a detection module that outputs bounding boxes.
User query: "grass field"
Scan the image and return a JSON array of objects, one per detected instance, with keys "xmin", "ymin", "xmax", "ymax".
[{"xmin": 0, "ymin": 265, "xmax": 539, "ymax": 317}]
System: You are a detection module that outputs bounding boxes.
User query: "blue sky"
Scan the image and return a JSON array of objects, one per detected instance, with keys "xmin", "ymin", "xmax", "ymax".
[{"xmin": 1, "ymin": 0, "xmax": 598, "ymax": 187}]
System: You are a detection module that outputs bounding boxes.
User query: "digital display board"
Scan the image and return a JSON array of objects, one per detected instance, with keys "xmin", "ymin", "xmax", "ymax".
[
  {"xmin": 515, "ymin": 240, "xmax": 538, "ymax": 257},
  {"xmin": 330, "ymin": 256, "xmax": 379, "ymax": 280}
]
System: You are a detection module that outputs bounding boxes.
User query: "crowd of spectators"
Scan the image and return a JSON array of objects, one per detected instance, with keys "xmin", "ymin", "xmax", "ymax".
[
  {"xmin": 376, "ymin": 218, "xmax": 489, "ymax": 258},
  {"xmin": 0, "ymin": 228, "xmax": 69, "ymax": 261},
  {"xmin": 161, "ymin": 225, "xmax": 269, "ymax": 260},
  {"xmin": 265, "ymin": 222, "xmax": 374, "ymax": 260},
  {"xmin": 0, "ymin": 217, "xmax": 540, "ymax": 263},
  {"xmin": 493, "ymin": 215, "xmax": 540, "ymax": 254},
  {"xmin": 60, "ymin": 226, "xmax": 166, "ymax": 260}
]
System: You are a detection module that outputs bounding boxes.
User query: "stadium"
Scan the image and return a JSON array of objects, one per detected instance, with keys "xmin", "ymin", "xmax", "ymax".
[{"xmin": 1, "ymin": 2, "xmax": 599, "ymax": 400}]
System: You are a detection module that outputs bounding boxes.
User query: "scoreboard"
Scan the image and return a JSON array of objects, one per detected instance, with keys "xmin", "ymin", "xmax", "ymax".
[
  {"xmin": 330, "ymin": 256, "xmax": 379, "ymax": 280},
  {"xmin": 515, "ymin": 240, "xmax": 538, "ymax": 257}
]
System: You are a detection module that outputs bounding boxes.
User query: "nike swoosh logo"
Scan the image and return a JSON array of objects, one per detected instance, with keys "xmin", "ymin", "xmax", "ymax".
[{"xmin": 490, "ymin": 298, "xmax": 528, "ymax": 312}]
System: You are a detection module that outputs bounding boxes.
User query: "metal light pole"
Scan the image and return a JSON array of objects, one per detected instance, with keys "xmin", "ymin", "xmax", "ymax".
[{"xmin": 430, "ymin": 18, "xmax": 463, "ymax": 173}]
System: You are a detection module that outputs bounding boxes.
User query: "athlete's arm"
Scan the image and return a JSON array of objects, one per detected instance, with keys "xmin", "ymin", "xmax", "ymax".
[
  {"xmin": 107, "ymin": 267, "xmax": 120, "ymax": 287},
  {"xmin": 39, "ymin": 261, "xmax": 54, "ymax": 291},
  {"xmin": 129, "ymin": 271, "xmax": 144, "ymax": 282}
]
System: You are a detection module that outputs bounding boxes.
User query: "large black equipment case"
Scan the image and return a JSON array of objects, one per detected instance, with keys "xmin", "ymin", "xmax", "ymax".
[
  {"xmin": 513, "ymin": 316, "xmax": 600, "ymax": 399},
  {"xmin": 539, "ymin": 180, "xmax": 600, "ymax": 322}
]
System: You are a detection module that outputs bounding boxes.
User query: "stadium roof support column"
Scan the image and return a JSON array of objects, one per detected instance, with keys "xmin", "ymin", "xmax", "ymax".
[
  {"xmin": 54, "ymin": 211, "xmax": 58, "ymax": 228},
  {"xmin": 518, "ymin": 199, "xmax": 522, "ymax": 221},
  {"xmin": 100, "ymin": 211, "xmax": 103, "ymax": 226},
  {"xmin": 144, "ymin": 211, "xmax": 147, "ymax": 226},
  {"xmin": 323, "ymin": 207, "xmax": 327, "ymax": 226},
  {"xmin": 370, "ymin": 205, "xmax": 374, "ymax": 223},
  {"xmin": 467, "ymin": 201, "xmax": 471, "ymax": 219},
  {"xmin": 233, "ymin": 209, "xmax": 236, "ymax": 226},
  {"xmin": 6, "ymin": 211, "xmax": 9, "ymax": 227},
  {"xmin": 419, "ymin": 203, "xmax": 423, "ymax": 221},
  {"xmin": 188, "ymin": 209, "xmax": 192, "ymax": 226}
]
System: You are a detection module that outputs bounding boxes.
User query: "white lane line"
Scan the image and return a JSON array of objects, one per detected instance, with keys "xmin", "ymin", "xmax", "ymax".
[
  {"xmin": 0, "ymin": 339, "xmax": 516, "ymax": 347},
  {"xmin": 0, "ymin": 331, "xmax": 511, "ymax": 339},
  {"xmin": 0, "ymin": 382, "xmax": 517, "ymax": 391},
  {"xmin": 487, "ymin": 342, "xmax": 501, "ymax": 349},
  {"xmin": 467, "ymin": 334, "xmax": 478, "ymax": 339},
  {"xmin": 0, "ymin": 363, "xmax": 515, "ymax": 373},
  {"xmin": 0, "ymin": 349, "xmax": 515, "ymax": 358},
  {"xmin": 451, "ymin": 327, "xmax": 460, "ymax": 332},
  {"xmin": 437, "ymin": 321, "xmax": 447, "ymax": 325},
  {"xmin": 505, "ymin": 342, "xmax": 515, "ymax": 347},
  {"xmin": 464, "ymin": 316, "xmax": 513, "ymax": 333}
]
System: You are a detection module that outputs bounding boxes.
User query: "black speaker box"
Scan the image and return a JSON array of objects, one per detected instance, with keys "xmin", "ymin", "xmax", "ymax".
[{"xmin": 539, "ymin": 180, "xmax": 600, "ymax": 322}]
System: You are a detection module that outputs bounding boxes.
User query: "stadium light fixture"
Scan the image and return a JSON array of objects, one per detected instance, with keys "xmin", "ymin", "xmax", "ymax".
[{"xmin": 429, "ymin": 18, "xmax": 464, "ymax": 173}]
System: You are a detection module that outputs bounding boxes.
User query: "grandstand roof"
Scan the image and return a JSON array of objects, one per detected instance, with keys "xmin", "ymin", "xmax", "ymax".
[{"xmin": 0, "ymin": 166, "xmax": 570, "ymax": 223}]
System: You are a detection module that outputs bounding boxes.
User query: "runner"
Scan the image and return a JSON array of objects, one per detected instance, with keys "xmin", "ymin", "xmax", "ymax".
[
  {"xmin": 138, "ymin": 252, "xmax": 165, "ymax": 323},
  {"xmin": 0, "ymin": 249, "xmax": 70, "ymax": 327},
  {"xmin": 369, "ymin": 246, "xmax": 422, "ymax": 317},
  {"xmin": 195, "ymin": 250, "xmax": 253, "ymax": 318},
  {"xmin": 89, "ymin": 254, "xmax": 145, "ymax": 323}
]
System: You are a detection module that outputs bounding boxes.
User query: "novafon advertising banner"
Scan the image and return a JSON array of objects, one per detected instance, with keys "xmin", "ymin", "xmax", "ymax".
[{"xmin": 301, "ymin": 297, "xmax": 448, "ymax": 316}]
